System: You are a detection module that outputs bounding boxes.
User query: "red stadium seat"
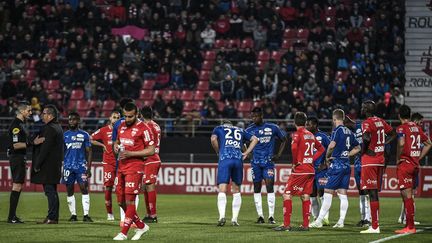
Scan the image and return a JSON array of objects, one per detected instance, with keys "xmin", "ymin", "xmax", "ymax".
[
  {"xmin": 283, "ymin": 28, "xmax": 297, "ymax": 39},
  {"xmin": 297, "ymin": 28, "xmax": 310, "ymax": 40},
  {"xmin": 88, "ymin": 100, "xmax": 98, "ymax": 109},
  {"xmin": 256, "ymin": 60, "xmax": 266, "ymax": 70},
  {"xmin": 253, "ymin": 100, "xmax": 263, "ymax": 108},
  {"xmin": 25, "ymin": 69, "xmax": 37, "ymax": 81},
  {"xmin": 257, "ymin": 51, "xmax": 270, "ymax": 62},
  {"xmin": 76, "ymin": 100, "xmax": 88, "ymax": 111},
  {"xmin": 364, "ymin": 17, "xmax": 374, "ymax": 28},
  {"xmin": 325, "ymin": 16, "xmax": 336, "ymax": 28},
  {"xmin": 102, "ymin": 100, "xmax": 116, "ymax": 111},
  {"xmin": 183, "ymin": 101, "xmax": 196, "ymax": 112},
  {"xmin": 199, "ymin": 71, "xmax": 210, "ymax": 81},
  {"xmin": 227, "ymin": 39, "xmax": 241, "ymax": 48},
  {"xmin": 28, "ymin": 59, "xmax": 38, "ymax": 69},
  {"xmin": 197, "ymin": 81, "xmax": 209, "ymax": 91},
  {"xmin": 47, "ymin": 79, "xmax": 60, "ymax": 90},
  {"xmin": 214, "ymin": 39, "xmax": 226, "ymax": 49},
  {"xmin": 201, "ymin": 60, "xmax": 214, "ymax": 71},
  {"xmin": 271, "ymin": 51, "xmax": 285, "ymax": 63},
  {"xmin": 70, "ymin": 89, "xmax": 84, "ymax": 100},
  {"xmin": 67, "ymin": 101, "xmax": 76, "ymax": 111},
  {"xmin": 324, "ymin": 6, "xmax": 336, "ymax": 17},
  {"xmin": 180, "ymin": 90, "xmax": 194, "ymax": 101},
  {"xmin": 139, "ymin": 90, "xmax": 153, "ymax": 100},
  {"xmin": 142, "ymin": 100, "xmax": 154, "ymax": 107},
  {"xmin": 164, "ymin": 90, "xmax": 179, "ymax": 101},
  {"xmin": 204, "ymin": 51, "xmax": 216, "ymax": 61},
  {"xmin": 241, "ymin": 38, "xmax": 254, "ymax": 49},
  {"xmin": 237, "ymin": 101, "xmax": 252, "ymax": 112},
  {"xmin": 194, "ymin": 90, "xmax": 206, "ymax": 101},
  {"xmin": 282, "ymin": 39, "xmax": 293, "ymax": 49},
  {"xmin": 77, "ymin": 110, "xmax": 87, "ymax": 117},
  {"xmin": 216, "ymin": 101, "xmax": 225, "ymax": 111},
  {"xmin": 142, "ymin": 79, "xmax": 156, "ymax": 90},
  {"xmin": 209, "ymin": 90, "xmax": 221, "ymax": 101},
  {"xmin": 153, "ymin": 90, "xmax": 165, "ymax": 99}
]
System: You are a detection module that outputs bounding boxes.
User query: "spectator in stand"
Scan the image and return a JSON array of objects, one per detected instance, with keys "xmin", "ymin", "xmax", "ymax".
[
  {"xmin": 84, "ymin": 75, "xmax": 97, "ymax": 100},
  {"xmin": 143, "ymin": 52, "xmax": 160, "ymax": 79},
  {"xmin": 183, "ymin": 64, "xmax": 198, "ymax": 90},
  {"xmin": 214, "ymin": 14, "xmax": 230, "ymax": 38},
  {"xmin": 229, "ymin": 13, "xmax": 243, "ymax": 38},
  {"xmin": 222, "ymin": 100, "xmax": 237, "ymax": 119},
  {"xmin": 200, "ymin": 24, "xmax": 216, "ymax": 50},
  {"xmin": 253, "ymin": 25, "xmax": 267, "ymax": 50},
  {"xmin": 221, "ymin": 74, "xmax": 235, "ymax": 101},
  {"xmin": 186, "ymin": 22, "xmax": 201, "ymax": 47},
  {"xmin": 266, "ymin": 23, "xmax": 282, "ymax": 51},
  {"xmin": 333, "ymin": 80, "xmax": 348, "ymax": 105},
  {"xmin": 210, "ymin": 65, "xmax": 226, "ymax": 90},
  {"xmin": 242, "ymin": 15, "xmax": 258, "ymax": 38},
  {"xmin": 262, "ymin": 73, "xmax": 278, "ymax": 100},
  {"xmin": 303, "ymin": 77, "xmax": 320, "ymax": 102},
  {"xmin": 171, "ymin": 68, "xmax": 184, "ymax": 90},
  {"xmin": 374, "ymin": 79, "xmax": 390, "ymax": 98},
  {"xmin": 279, "ymin": 0, "xmax": 297, "ymax": 27}
]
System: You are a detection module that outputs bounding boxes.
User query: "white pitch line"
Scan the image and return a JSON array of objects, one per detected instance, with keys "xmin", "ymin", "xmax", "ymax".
[{"xmin": 369, "ymin": 227, "xmax": 432, "ymax": 243}]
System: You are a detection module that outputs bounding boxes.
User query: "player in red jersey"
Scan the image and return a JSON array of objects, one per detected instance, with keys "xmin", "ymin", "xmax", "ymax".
[
  {"xmin": 360, "ymin": 101, "xmax": 396, "ymax": 234},
  {"xmin": 140, "ymin": 106, "xmax": 162, "ymax": 223},
  {"xmin": 394, "ymin": 105, "xmax": 431, "ymax": 234},
  {"xmin": 91, "ymin": 111, "xmax": 121, "ymax": 221},
  {"xmin": 274, "ymin": 112, "xmax": 324, "ymax": 232},
  {"xmin": 112, "ymin": 103, "xmax": 155, "ymax": 241}
]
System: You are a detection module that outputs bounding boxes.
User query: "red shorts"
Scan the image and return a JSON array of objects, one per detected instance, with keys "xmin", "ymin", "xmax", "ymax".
[
  {"xmin": 284, "ymin": 174, "xmax": 314, "ymax": 196},
  {"xmin": 143, "ymin": 162, "xmax": 161, "ymax": 184},
  {"xmin": 360, "ymin": 166, "xmax": 384, "ymax": 190},
  {"xmin": 103, "ymin": 163, "xmax": 116, "ymax": 187},
  {"xmin": 397, "ymin": 162, "xmax": 418, "ymax": 190},
  {"xmin": 115, "ymin": 170, "xmax": 144, "ymax": 203}
]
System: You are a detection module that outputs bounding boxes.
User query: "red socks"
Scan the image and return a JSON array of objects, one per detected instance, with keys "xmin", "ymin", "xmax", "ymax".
[
  {"xmin": 144, "ymin": 191, "xmax": 150, "ymax": 216},
  {"xmin": 105, "ymin": 190, "xmax": 112, "ymax": 214},
  {"xmin": 302, "ymin": 199, "xmax": 311, "ymax": 228},
  {"xmin": 283, "ymin": 199, "xmax": 292, "ymax": 227},
  {"xmin": 370, "ymin": 201, "xmax": 380, "ymax": 229},
  {"xmin": 404, "ymin": 198, "xmax": 415, "ymax": 229},
  {"xmin": 121, "ymin": 204, "xmax": 135, "ymax": 235},
  {"xmin": 148, "ymin": 190, "xmax": 157, "ymax": 217}
]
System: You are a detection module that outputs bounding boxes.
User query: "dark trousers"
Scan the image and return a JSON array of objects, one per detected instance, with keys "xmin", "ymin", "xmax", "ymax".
[{"xmin": 43, "ymin": 184, "xmax": 59, "ymax": 220}]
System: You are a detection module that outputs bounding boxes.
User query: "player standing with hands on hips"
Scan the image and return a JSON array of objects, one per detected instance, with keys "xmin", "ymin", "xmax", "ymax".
[{"xmin": 211, "ymin": 120, "xmax": 258, "ymax": 227}]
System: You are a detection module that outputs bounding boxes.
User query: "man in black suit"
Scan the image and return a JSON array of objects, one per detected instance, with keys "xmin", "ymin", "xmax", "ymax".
[{"xmin": 31, "ymin": 105, "xmax": 64, "ymax": 224}]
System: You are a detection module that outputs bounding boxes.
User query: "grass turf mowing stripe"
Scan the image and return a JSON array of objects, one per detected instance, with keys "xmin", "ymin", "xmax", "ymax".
[{"xmin": 369, "ymin": 227, "xmax": 432, "ymax": 243}]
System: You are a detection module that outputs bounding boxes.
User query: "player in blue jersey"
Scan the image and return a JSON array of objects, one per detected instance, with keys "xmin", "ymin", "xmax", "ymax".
[
  {"xmin": 211, "ymin": 120, "xmax": 258, "ymax": 227},
  {"xmin": 310, "ymin": 109, "xmax": 361, "ymax": 228},
  {"xmin": 345, "ymin": 116, "xmax": 371, "ymax": 227},
  {"xmin": 62, "ymin": 112, "xmax": 93, "ymax": 222},
  {"xmin": 246, "ymin": 107, "xmax": 287, "ymax": 224},
  {"xmin": 306, "ymin": 117, "xmax": 331, "ymax": 225}
]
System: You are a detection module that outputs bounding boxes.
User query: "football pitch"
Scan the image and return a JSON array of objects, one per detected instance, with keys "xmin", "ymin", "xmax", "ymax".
[{"xmin": 0, "ymin": 193, "xmax": 430, "ymax": 242}]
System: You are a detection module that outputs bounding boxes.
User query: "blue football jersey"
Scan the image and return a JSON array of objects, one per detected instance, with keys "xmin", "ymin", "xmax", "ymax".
[
  {"xmin": 314, "ymin": 131, "xmax": 330, "ymax": 170},
  {"xmin": 64, "ymin": 129, "xmax": 91, "ymax": 170},
  {"xmin": 330, "ymin": 125, "xmax": 359, "ymax": 169},
  {"xmin": 212, "ymin": 124, "xmax": 253, "ymax": 161},
  {"xmin": 352, "ymin": 121, "xmax": 363, "ymax": 168},
  {"xmin": 245, "ymin": 122, "xmax": 286, "ymax": 164}
]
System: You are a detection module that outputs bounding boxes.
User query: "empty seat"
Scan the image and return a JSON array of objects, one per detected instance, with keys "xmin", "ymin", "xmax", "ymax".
[
  {"xmin": 209, "ymin": 90, "xmax": 221, "ymax": 101},
  {"xmin": 194, "ymin": 90, "xmax": 206, "ymax": 101},
  {"xmin": 197, "ymin": 81, "xmax": 209, "ymax": 91},
  {"xmin": 102, "ymin": 100, "xmax": 116, "ymax": 111},
  {"xmin": 47, "ymin": 79, "xmax": 60, "ymax": 90},
  {"xmin": 297, "ymin": 28, "xmax": 310, "ymax": 40},
  {"xmin": 153, "ymin": 90, "xmax": 165, "ymax": 99},
  {"xmin": 180, "ymin": 90, "xmax": 194, "ymax": 101},
  {"xmin": 142, "ymin": 79, "xmax": 156, "ymax": 90},
  {"xmin": 183, "ymin": 101, "xmax": 196, "ymax": 112},
  {"xmin": 283, "ymin": 28, "xmax": 297, "ymax": 39},
  {"xmin": 163, "ymin": 90, "xmax": 179, "ymax": 101},
  {"xmin": 70, "ymin": 89, "xmax": 84, "ymax": 100},
  {"xmin": 257, "ymin": 51, "xmax": 270, "ymax": 62},
  {"xmin": 204, "ymin": 51, "xmax": 216, "ymax": 61},
  {"xmin": 199, "ymin": 71, "xmax": 210, "ymax": 81},
  {"xmin": 76, "ymin": 100, "xmax": 88, "ymax": 111},
  {"xmin": 241, "ymin": 38, "xmax": 254, "ymax": 49},
  {"xmin": 214, "ymin": 39, "xmax": 226, "ymax": 49},
  {"xmin": 139, "ymin": 90, "xmax": 153, "ymax": 100},
  {"xmin": 237, "ymin": 101, "xmax": 252, "ymax": 112},
  {"xmin": 201, "ymin": 60, "xmax": 213, "ymax": 71},
  {"xmin": 227, "ymin": 38, "xmax": 241, "ymax": 48}
]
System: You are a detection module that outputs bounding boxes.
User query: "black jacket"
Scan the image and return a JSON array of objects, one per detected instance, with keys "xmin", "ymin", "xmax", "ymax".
[{"xmin": 31, "ymin": 120, "xmax": 64, "ymax": 185}]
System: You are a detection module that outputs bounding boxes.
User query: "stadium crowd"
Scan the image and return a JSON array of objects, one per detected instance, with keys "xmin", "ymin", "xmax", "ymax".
[{"xmin": 0, "ymin": 0, "xmax": 405, "ymax": 123}]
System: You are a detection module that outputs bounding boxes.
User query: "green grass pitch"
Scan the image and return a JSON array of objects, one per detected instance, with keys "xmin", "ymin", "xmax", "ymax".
[{"xmin": 0, "ymin": 192, "xmax": 430, "ymax": 242}]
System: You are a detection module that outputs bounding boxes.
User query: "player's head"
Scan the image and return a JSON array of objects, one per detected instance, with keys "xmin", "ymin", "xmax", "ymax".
[
  {"xmin": 251, "ymin": 107, "xmax": 263, "ymax": 125},
  {"xmin": 141, "ymin": 106, "xmax": 153, "ymax": 120},
  {"xmin": 68, "ymin": 112, "xmax": 80, "ymax": 130},
  {"xmin": 361, "ymin": 100, "xmax": 375, "ymax": 117},
  {"xmin": 294, "ymin": 112, "xmax": 307, "ymax": 127},
  {"xmin": 398, "ymin": 104, "xmax": 411, "ymax": 121},
  {"xmin": 42, "ymin": 104, "xmax": 58, "ymax": 124},
  {"xmin": 411, "ymin": 112, "xmax": 424, "ymax": 126},
  {"xmin": 109, "ymin": 111, "xmax": 121, "ymax": 125},
  {"xmin": 119, "ymin": 98, "xmax": 134, "ymax": 109},
  {"xmin": 306, "ymin": 117, "xmax": 319, "ymax": 133},
  {"xmin": 16, "ymin": 101, "xmax": 32, "ymax": 120},
  {"xmin": 123, "ymin": 102, "xmax": 138, "ymax": 127},
  {"xmin": 332, "ymin": 109, "xmax": 345, "ymax": 125},
  {"xmin": 221, "ymin": 119, "xmax": 232, "ymax": 125}
]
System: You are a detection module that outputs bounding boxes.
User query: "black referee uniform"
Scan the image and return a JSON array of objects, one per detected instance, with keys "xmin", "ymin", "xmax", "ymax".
[{"xmin": 7, "ymin": 117, "xmax": 28, "ymax": 223}]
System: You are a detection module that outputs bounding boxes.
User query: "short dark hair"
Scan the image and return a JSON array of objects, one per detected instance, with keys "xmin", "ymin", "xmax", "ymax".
[
  {"xmin": 411, "ymin": 112, "xmax": 423, "ymax": 122},
  {"xmin": 68, "ymin": 111, "xmax": 80, "ymax": 119},
  {"xmin": 294, "ymin": 112, "xmax": 307, "ymax": 126},
  {"xmin": 16, "ymin": 101, "xmax": 30, "ymax": 114},
  {"xmin": 44, "ymin": 105, "xmax": 58, "ymax": 120},
  {"xmin": 333, "ymin": 109, "xmax": 345, "ymax": 121},
  {"xmin": 111, "ymin": 111, "xmax": 120, "ymax": 116},
  {"xmin": 363, "ymin": 100, "xmax": 376, "ymax": 113},
  {"xmin": 123, "ymin": 102, "xmax": 137, "ymax": 113},
  {"xmin": 222, "ymin": 119, "xmax": 232, "ymax": 125},
  {"xmin": 306, "ymin": 117, "xmax": 319, "ymax": 126},
  {"xmin": 399, "ymin": 105, "xmax": 411, "ymax": 119},
  {"xmin": 141, "ymin": 106, "xmax": 153, "ymax": 119},
  {"xmin": 251, "ymin": 107, "xmax": 262, "ymax": 113},
  {"xmin": 119, "ymin": 98, "xmax": 134, "ymax": 108}
]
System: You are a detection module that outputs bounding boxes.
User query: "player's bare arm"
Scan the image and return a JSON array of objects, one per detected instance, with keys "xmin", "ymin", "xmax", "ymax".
[
  {"xmin": 86, "ymin": 146, "xmax": 92, "ymax": 178},
  {"xmin": 396, "ymin": 135, "xmax": 405, "ymax": 164},
  {"xmin": 210, "ymin": 135, "xmax": 219, "ymax": 156},
  {"xmin": 243, "ymin": 136, "xmax": 259, "ymax": 160},
  {"xmin": 349, "ymin": 145, "xmax": 361, "ymax": 157},
  {"xmin": 362, "ymin": 132, "xmax": 374, "ymax": 156},
  {"xmin": 91, "ymin": 139, "xmax": 107, "ymax": 152},
  {"xmin": 119, "ymin": 145, "xmax": 155, "ymax": 160},
  {"xmin": 385, "ymin": 129, "xmax": 397, "ymax": 145},
  {"xmin": 419, "ymin": 139, "xmax": 432, "ymax": 161},
  {"xmin": 273, "ymin": 136, "xmax": 287, "ymax": 161},
  {"xmin": 326, "ymin": 141, "xmax": 336, "ymax": 163},
  {"xmin": 344, "ymin": 116, "xmax": 355, "ymax": 130}
]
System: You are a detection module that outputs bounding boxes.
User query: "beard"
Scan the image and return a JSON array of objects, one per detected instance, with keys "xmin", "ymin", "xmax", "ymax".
[{"xmin": 126, "ymin": 118, "xmax": 136, "ymax": 127}]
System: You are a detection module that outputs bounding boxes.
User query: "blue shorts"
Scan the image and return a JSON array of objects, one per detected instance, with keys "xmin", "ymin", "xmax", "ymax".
[
  {"xmin": 354, "ymin": 166, "xmax": 361, "ymax": 190},
  {"xmin": 315, "ymin": 169, "xmax": 328, "ymax": 190},
  {"xmin": 324, "ymin": 167, "xmax": 351, "ymax": 190},
  {"xmin": 61, "ymin": 167, "xmax": 87, "ymax": 185},
  {"xmin": 217, "ymin": 159, "xmax": 243, "ymax": 185},
  {"xmin": 251, "ymin": 162, "xmax": 275, "ymax": 183}
]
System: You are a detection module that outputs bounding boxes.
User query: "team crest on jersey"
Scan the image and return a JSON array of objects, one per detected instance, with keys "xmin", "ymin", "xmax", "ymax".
[
  {"xmin": 267, "ymin": 169, "xmax": 274, "ymax": 177},
  {"xmin": 71, "ymin": 136, "xmax": 76, "ymax": 140},
  {"xmin": 132, "ymin": 128, "xmax": 139, "ymax": 136},
  {"xmin": 264, "ymin": 127, "xmax": 272, "ymax": 135},
  {"xmin": 12, "ymin": 128, "xmax": 20, "ymax": 134},
  {"xmin": 77, "ymin": 134, "xmax": 84, "ymax": 138},
  {"xmin": 259, "ymin": 130, "xmax": 264, "ymax": 134}
]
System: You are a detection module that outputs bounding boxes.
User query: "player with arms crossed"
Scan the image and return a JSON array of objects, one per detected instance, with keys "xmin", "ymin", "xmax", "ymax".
[
  {"xmin": 246, "ymin": 107, "xmax": 287, "ymax": 224},
  {"xmin": 113, "ymin": 103, "xmax": 155, "ymax": 240},
  {"xmin": 62, "ymin": 112, "xmax": 93, "ymax": 222},
  {"xmin": 141, "ymin": 106, "xmax": 162, "ymax": 223},
  {"xmin": 345, "ymin": 116, "xmax": 371, "ymax": 227},
  {"xmin": 394, "ymin": 105, "xmax": 432, "ymax": 234},
  {"xmin": 360, "ymin": 101, "xmax": 396, "ymax": 233},
  {"xmin": 310, "ymin": 109, "xmax": 361, "ymax": 228},
  {"xmin": 211, "ymin": 120, "xmax": 258, "ymax": 226},
  {"xmin": 91, "ymin": 111, "xmax": 121, "ymax": 220},
  {"xmin": 305, "ymin": 117, "xmax": 331, "ymax": 225},
  {"xmin": 274, "ymin": 112, "xmax": 324, "ymax": 231}
]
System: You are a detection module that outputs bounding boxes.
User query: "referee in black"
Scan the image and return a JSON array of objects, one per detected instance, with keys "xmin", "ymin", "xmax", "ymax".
[{"xmin": 7, "ymin": 102, "xmax": 43, "ymax": 223}]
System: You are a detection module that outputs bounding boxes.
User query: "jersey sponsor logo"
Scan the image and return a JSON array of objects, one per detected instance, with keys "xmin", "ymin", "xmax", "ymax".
[
  {"xmin": 303, "ymin": 134, "xmax": 314, "ymax": 140},
  {"xmin": 225, "ymin": 139, "xmax": 241, "ymax": 148},
  {"xmin": 302, "ymin": 158, "xmax": 313, "ymax": 164},
  {"xmin": 404, "ymin": 177, "xmax": 413, "ymax": 184},
  {"xmin": 318, "ymin": 177, "xmax": 328, "ymax": 185},
  {"xmin": 66, "ymin": 142, "xmax": 83, "ymax": 149},
  {"xmin": 375, "ymin": 121, "xmax": 383, "ymax": 127},
  {"xmin": 374, "ymin": 146, "xmax": 384, "ymax": 152},
  {"xmin": 267, "ymin": 169, "xmax": 274, "ymax": 177},
  {"xmin": 258, "ymin": 136, "xmax": 271, "ymax": 143},
  {"xmin": 367, "ymin": 179, "xmax": 377, "ymax": 185},
  {"xmin": 12, "ymin": 128, "xmax": 20, "ymax": 135},
  {"xmin": 120, "ymin": 138, "xmax": 134, "ymax": 146},
  {"xmin": 293, "ymin": 185, "xmax": 304, "ymax": 192},
  {"xmin": 125, "ymin": 182, "xmax": 135, "ymax": 187},
  {"xmin": 411, "ymin": 151, "xmax": 421, "ymax": 157}
]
